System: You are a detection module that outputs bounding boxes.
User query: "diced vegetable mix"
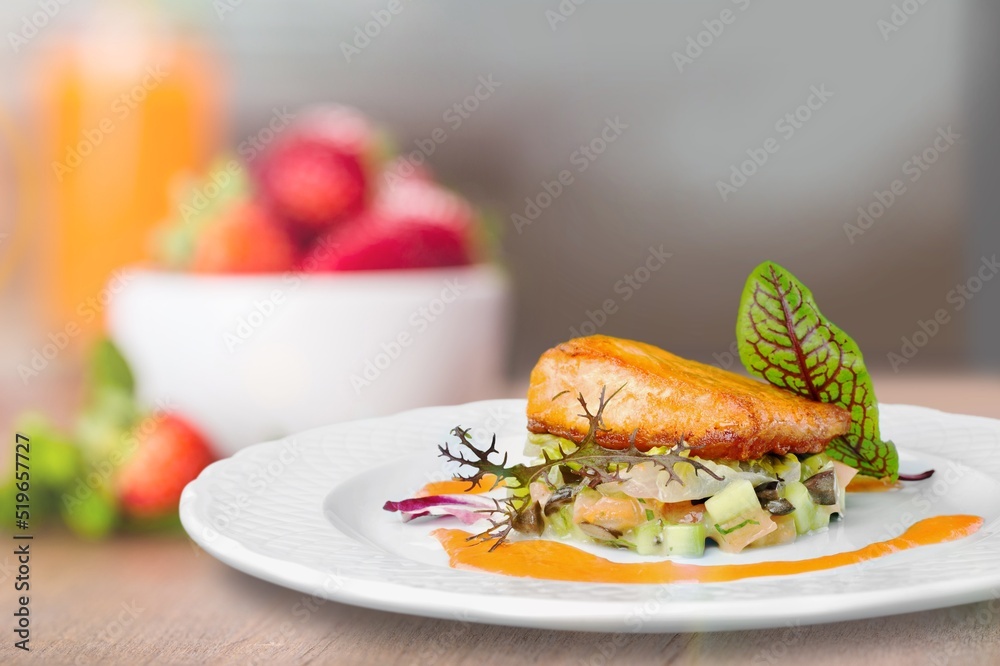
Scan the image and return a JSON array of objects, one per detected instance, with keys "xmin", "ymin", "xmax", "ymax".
[{"xmin": 523, "ymin": 437, "xmax": 857, "ymax": 557}]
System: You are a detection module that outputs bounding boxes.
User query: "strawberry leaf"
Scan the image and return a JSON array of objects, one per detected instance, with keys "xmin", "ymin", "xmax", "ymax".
[
  {"xmin": 736, "ymin": 261, "xmax": 898, "ymax": 481},
  {"xmin": 88, "ymin": 338, "xmax": 135, "ymax": 396}
]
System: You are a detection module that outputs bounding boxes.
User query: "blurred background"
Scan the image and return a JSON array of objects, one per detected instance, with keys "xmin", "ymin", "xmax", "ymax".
[
  {"xmin": 3, "ymin": 5, "xmax": 1000, "ymax": 661},
  {"xmin": 3, "ymin": 0, "xmax": 998, "ymax": 372},
  {"xmin": 0, "ymin": 0, "xmax": 998, "ymax": 536}
]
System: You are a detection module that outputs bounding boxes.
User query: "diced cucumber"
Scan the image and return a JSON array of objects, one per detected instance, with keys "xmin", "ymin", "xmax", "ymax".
[
  {"xmin": 800, "ymin": 453, "xmax": 832, "ymax": 481},
  {"xmin": 665, "ymin": 523, "xmax": 706, "ymax": 558},
  {"xmin": 780, "ymin": 481, "xmax": 829, "ymax": 534},
  {"xmin": 780, "ymin": 481, "xmax": 813, "ymax": 533},
  {"xmin": 705, "ymin": 480, "xmax": 776, "ymax": 552},
  {"xmin": 811, "ymin": 507, "xmax": 831, "ymax": 531},
  {"xmin": 629, "ymin": 520, "xmax": 666, "ymax": 556},
  {"xmin": 705, "ymin": 479, "xmax": 760, "ymax": 527}
]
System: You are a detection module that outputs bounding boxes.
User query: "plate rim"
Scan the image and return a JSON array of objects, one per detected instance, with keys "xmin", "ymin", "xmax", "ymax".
[{"xmin": 180, "ymin": 400, "xmax": 1000, "ymax": 632}]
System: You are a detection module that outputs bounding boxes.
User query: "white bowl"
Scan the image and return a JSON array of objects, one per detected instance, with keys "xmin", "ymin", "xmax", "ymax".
[{"xmin": 107, "ymin": 265, "xmax": 511, "ymax": 456}]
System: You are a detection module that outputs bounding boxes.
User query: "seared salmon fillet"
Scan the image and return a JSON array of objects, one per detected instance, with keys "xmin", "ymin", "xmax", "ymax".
[{"xmin": 526, "ymin": 335, "xmax": 851, "ymax": 460}]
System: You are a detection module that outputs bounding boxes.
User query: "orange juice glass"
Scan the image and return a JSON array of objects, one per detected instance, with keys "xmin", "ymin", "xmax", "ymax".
[{"xmin": 33, "ymin": 3, "xmax": 222, "ymax": 343}]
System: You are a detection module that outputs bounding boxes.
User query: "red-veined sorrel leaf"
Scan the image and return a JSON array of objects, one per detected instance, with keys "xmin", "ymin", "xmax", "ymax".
[{"xmin": 736, "ymin": 261, "xmax": 899, "ymax": 480}]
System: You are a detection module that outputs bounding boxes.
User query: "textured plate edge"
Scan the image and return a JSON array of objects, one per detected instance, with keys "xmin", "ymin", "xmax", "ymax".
[
  {"xmin": 179, "ymin": 402, "xmax": 1000, "ymax": 633},
  {"xmin": 180, "ymin": 483, "xmax": 1000, "ymax": 633}
]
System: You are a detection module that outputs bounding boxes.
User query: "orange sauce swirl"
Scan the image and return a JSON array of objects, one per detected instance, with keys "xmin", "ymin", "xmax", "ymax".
[
  {"xmin": 432, "ymin": 515, "xmax": 982, "ymax": 584},
  {"xmin": 417, "ymin": 475, "xmax": 500, "ymax": 497}
]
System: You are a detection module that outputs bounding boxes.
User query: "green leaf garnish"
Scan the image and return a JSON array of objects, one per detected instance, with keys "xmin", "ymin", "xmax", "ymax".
[{"xmin": 736, "ymin": 261, "xmax": 899, "ymax": 481}]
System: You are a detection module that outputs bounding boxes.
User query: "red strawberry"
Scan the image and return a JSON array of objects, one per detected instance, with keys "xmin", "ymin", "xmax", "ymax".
[
  {"xmin": 191, "ymin": 200, "xmax": 298, "ymax": 273},
  {"xmin": 379, "ymin": 157, "xmax": 434, "ymax": 190},
  {"xmin": 117, "ymin": 415, "xmax": 216, "ymax": 519},
  {"xmin": 373, "ymin": 179, "xmax": 474, "ymax": 230},
  {"xmin": 305, "ymin": 212, "xmax": 472, "ymax": 272},
  {"xmin": 252, "ymin": 105, "xmax": 376, "ymax": 234}
]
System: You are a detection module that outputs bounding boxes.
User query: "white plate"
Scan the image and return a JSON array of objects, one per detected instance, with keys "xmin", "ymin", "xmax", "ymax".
[{"xmin": 180, "ymin": 400, "xmax": 1000, "ymax": 632}]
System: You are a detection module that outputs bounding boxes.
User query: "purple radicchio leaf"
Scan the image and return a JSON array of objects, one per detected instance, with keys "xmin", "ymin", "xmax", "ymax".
[{"xmin": 382, "ymin": 494, "xmax": 499, "ymax": 525}]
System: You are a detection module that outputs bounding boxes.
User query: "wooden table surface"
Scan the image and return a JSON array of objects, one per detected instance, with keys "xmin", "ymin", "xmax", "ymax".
[{"xmin": 5, "ymin": 374, "xmax": 1000, "ymax": 665}]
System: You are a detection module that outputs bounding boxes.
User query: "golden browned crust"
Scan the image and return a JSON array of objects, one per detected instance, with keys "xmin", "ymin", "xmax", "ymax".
[{"xmin": 526, "ymin": 335, "xmax": 851, "ymax": 461}]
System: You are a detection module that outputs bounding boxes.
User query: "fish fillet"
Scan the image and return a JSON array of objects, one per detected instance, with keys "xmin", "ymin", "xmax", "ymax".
[{"xmin": 526, "ymin": 335, "xmax": 851, "ymax": 460}]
